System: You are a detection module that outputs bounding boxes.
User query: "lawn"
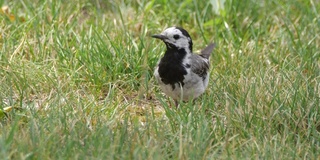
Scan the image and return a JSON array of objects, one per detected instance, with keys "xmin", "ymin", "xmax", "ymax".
[{"xmin": 0, "ymin": 0, "xmax": 319, "ymax": 159}]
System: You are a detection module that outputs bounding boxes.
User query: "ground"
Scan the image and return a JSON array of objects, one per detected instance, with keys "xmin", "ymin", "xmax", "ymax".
[{"xmin": 0, "ymin": 0, "xmax": 319, "ymax": 159}]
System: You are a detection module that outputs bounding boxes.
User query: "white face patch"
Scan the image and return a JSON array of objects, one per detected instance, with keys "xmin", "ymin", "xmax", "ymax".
[{"xmin": 161, "ymin": 27, "xmax": 191, "ymax": 51}]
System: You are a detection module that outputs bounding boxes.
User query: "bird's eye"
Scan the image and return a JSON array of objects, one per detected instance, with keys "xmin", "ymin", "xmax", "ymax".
[{"xmin": 173, "ymin": 34, "xmax": 180, "ymax": 40}]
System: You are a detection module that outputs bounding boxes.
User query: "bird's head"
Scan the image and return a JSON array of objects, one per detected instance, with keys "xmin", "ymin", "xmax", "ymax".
[{"xmin": 152, "ymin": 27, "xmax": 193, "ymax": 52}]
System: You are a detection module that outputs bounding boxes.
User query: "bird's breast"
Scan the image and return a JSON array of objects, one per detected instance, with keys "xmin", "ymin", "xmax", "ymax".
[{"xmin": 156, "ymin": 58, "xmax": 187, "ymax": 90}]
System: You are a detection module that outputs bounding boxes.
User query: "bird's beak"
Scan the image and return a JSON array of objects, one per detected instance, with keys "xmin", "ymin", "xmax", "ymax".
[{"xmin": 151, "ymin": 34, "xmax": 168, "ymax": 40}]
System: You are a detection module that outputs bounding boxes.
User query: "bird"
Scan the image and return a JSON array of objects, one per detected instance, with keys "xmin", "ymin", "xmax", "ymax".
[{"xmin": 152, "ymin": 26, "xmax": 215, "ymax": 106}]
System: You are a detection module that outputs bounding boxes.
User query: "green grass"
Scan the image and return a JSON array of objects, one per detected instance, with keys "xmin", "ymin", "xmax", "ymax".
[{"xmin": 0, "ymin": 0, "xmax": 319, "ymax": 159}]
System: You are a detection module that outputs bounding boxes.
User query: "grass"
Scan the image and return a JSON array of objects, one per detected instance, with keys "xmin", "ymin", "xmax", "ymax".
[{"xmin": 0, "ymin": 0, "xmax": 319, "ymax": 159}]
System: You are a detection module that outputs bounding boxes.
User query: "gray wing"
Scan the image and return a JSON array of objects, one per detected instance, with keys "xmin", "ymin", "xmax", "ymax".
[
  {"xmin": 189, "ymin": 43, "xmax": 215, "ymax": 79},
  {"xmin": 189, "ymin": 54, "xmax": 210, "ymax": 80}
]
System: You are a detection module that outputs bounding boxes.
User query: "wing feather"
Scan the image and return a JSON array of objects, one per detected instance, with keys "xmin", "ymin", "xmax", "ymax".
[
  {"xmin": 189, "ymin": 43, "xmax": 215, "ymax": 79},
  {"xmin": 189, "ymin": 55, "xmax": 210, "ymax": 80}
]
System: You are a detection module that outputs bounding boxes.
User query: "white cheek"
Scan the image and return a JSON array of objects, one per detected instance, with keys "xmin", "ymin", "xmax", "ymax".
[{"xmin": 175, "ymin": 40, "xmax": 185, "ymax": 48}]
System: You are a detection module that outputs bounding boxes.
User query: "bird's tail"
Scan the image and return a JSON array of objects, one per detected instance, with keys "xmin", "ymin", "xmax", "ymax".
[{"xmin": 200, "ymin": 43, "xmax": 215, "ymax": 59}]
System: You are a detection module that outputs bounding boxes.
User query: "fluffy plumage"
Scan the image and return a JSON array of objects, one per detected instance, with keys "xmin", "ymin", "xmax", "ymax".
[{"xmin": 152, "ymin": 27, "xmax": 215, "ymax": 106}]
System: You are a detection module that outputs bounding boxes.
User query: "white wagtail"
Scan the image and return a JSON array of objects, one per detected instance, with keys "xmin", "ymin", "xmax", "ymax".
[{"xmin": 152, "ymin": 27, "xmax": 215, "ymax": 106}]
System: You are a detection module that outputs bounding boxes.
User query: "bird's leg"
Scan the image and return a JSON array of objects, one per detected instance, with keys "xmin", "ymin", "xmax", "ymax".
[
  {"xmin": 174, "ymin": 100, "xmax": 179, "ymax": 108},
  {"xmin": 192, "ymin": 98, "xmax": 197, "ymax": 105}
]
